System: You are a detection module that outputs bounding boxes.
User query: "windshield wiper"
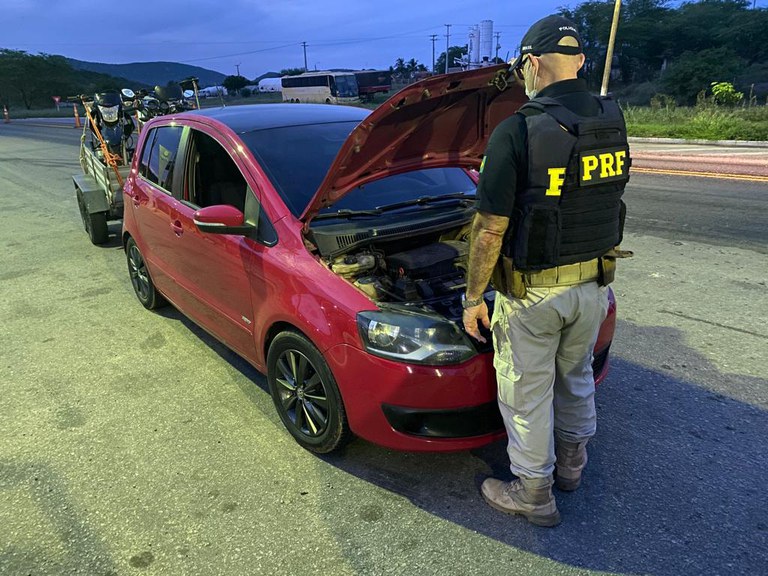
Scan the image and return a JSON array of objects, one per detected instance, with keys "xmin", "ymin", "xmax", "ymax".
[
  {"xmin": 313, "ymin": 208, "xmax": 382, "ymax": 221},
  {"xmin": 375, "ymin": 192, "xmax": 474, "ymax": 212},
  {"xmin": 313, "ymin": 193, "xmax": 475, "ymax": 221}
]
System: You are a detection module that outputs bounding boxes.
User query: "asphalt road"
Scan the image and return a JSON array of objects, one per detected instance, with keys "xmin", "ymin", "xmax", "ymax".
[{"xmin": 1, "ymin": 122, "xmax": 766, "ymax": 576}]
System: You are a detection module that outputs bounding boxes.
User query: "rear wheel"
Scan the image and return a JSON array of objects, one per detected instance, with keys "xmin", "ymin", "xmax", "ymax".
[
  {"xmin": 126, "ymin": 237, "xmax": 166, "ymax": 309},
  {"xmin": 267, "ymin": 331, "xmax": 351, "ymax": 453},
  {"xmin": 78, "ymin": 194, "xmax": 108, "ymax": 245}
]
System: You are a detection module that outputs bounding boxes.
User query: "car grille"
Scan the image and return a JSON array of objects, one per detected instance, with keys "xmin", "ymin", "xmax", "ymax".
[{"xmin": 382, "ymin": 402, "xmax": 504, "ymax": 438}]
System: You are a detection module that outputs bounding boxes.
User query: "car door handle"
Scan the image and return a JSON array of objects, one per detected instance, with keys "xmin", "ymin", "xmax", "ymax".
[{"xmin": 171, "ymin": 221, "xmax": 183, "ymax": 236}]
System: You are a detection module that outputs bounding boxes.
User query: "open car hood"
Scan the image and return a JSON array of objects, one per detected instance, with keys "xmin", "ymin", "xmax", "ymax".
[{"xmin": 300, "ymin": 64, "xmax": 526, "ymax": 222}]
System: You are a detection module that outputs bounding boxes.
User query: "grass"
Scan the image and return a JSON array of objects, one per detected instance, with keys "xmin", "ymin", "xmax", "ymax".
[{"xmin": 623, "ymin": 104, "xmax": 768, "ymax": 141}]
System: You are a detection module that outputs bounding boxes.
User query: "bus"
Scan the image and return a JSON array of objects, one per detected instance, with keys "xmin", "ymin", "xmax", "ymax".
[{"xmin": 281, "ymin": 71, "xmax": 359, "ymax": 104}]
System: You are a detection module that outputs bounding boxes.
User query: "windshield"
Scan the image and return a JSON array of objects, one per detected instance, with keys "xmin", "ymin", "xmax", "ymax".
[
  {"xmin": 332, "ymin": 75, "xmax": 358, "ymax": 98},
  {"xmin": 241, "ymin": 122, "xmax": 476, "ymax": 218}
]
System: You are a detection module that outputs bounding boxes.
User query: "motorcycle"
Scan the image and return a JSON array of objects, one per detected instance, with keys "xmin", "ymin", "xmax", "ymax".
[
  {"xmin": 154, "ymin": 84, "xmax": 195, "ymax": 114},
  {"xmin": 132, "ymin": 84, "xmax": 196, "ymax": 129},
  {"xmin": 82, "ymin": 90, "xmax": 136, "ymax": 165}
]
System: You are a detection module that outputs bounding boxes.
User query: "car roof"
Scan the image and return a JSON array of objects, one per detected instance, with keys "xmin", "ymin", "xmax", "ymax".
[{"xmin": 187, "ymin": 103, "xmax": 369, "ymax": 133}]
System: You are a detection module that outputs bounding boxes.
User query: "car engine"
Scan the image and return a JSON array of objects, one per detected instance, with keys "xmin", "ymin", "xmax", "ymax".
[{"xmin": 328, "ymin": 238, "xmax": 469, "ymax": 307}]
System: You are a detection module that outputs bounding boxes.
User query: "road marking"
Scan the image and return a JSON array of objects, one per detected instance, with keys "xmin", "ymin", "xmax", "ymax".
[{"xmin": 631, "ymin": 166, "xmax": 768, "ymax": 183}]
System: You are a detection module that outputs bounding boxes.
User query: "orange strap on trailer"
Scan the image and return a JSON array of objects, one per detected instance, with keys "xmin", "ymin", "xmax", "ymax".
[{"xmin": 81, "ymin": 99, "xmax": 124, "ymax": 187}]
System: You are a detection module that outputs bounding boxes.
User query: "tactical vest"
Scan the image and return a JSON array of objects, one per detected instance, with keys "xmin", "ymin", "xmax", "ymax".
[{"xmin": 502, "ymin": 95, "xmax": 630, "ymax": 271}]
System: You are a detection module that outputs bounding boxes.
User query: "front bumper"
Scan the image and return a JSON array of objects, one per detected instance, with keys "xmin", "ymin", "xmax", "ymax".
[{"xmin": 325, "ymin": 292, "xmax": 616, "ymax": 452}]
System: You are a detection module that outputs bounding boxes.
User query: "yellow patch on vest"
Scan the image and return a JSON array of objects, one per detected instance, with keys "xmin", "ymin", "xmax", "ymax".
[
  {"xmin": 546, "ymin": 167, "xmax": 567, "ymax": 196},
  {"xmin": 580, "ymin": 148, "xmax": 628, "ymax": 184},
  {"xmin": 480, "ymin": 156, "xmax": 486, "ymax": 173}
]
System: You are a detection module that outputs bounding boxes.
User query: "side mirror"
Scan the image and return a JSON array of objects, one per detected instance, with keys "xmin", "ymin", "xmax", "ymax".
[
  {"xmin": 193, "ymin": 204, "xmax": 254, "ymax": 236},
  {"xmin": 122, "ymin": 88, "xmax": 135, "ymax": 99}
]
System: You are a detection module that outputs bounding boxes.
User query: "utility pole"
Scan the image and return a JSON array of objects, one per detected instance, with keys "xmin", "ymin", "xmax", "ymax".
[
  {"xmin": 601, "ymin": 0, "xmax": 622, "ymax": 96},
  {"xmin": 301, "ymin": 42, "xmax": 308, "ymax": 72},
  {"xmin": 235, "ymin": 63, "xmax": 241, "ymax": 76},
  {"xmin": 495, "ymin": 32, "xmax": 501, "ymax": 63},
  {"xmin": 430, "ymin": 34, "xmax": 438, "ymax": 73},
  {"xmin": 444, "ymin": 24, "xmax": 452, "ymax": 74},
  {"xmin": 468, "ymin": 32, "xmax": 474, "ymax": 70}
]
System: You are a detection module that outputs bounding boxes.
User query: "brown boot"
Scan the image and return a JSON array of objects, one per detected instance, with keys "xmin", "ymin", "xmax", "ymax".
[
  {"xmin": 555, "ymin": 439, "xmax": 588, "ymax": 491},
  {"xmin": 481, "ymin": 476, "xmax": 561, "ymax": 527}
]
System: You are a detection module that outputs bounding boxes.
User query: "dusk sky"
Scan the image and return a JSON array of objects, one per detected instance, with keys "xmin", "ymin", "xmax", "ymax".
[{"xmin": 6, "ymin": 0, "xmax": 592, "ymax": 78}]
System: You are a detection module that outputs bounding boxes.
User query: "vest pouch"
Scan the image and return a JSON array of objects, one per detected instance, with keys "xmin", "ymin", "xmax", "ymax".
[
  {"xmin": 618, "ymin": 199, "xmax": 626, "ymax": 244},
  {"xmin": 598, "ymin": 254, "xmax": 616, "ymax": 286},
  {"xmin": 514, "ymin": 204, "xmax": 561, "ymax": 270}
]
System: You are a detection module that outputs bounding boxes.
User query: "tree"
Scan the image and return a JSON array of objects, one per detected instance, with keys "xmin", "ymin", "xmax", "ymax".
[
  {"xmin": 222, "ymin": 75, "xmax": 248, "ymax": 95},
  {"xmin": 0, "ymin": 49, "xmax": 86, "ymax": 109},
  {"xmin": 661, "ymin": 46, "xmax": 745, "ymax": 104},
  {"xmin": 390, "ymin": 57, "xmax": 427, "ymax": 81},
  {"xmin": 280, "ymin": 68, "xmax": 305, "ymax": 76},
  {"xmin": 435, "ymin": 46, "xmax": 468, "ymax": 74}
]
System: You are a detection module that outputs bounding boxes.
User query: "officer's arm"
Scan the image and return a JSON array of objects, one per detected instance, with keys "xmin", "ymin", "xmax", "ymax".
[{"xmin": 466, "ymin": 211, "xmax": 509, "ymax": 302}]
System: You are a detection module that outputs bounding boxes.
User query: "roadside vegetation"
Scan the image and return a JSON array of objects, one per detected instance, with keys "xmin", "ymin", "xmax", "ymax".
[{"xmin": 622, "ymin": 85, "xmax": 768, "ymax": 141}]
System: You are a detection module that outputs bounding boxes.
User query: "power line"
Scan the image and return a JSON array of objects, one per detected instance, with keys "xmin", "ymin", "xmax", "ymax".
[{"xmin": 182, "ymin": 42, "xmax": 300, "ymax": 63}]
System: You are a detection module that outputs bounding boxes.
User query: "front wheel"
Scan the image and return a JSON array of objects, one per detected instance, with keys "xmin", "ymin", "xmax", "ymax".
[
  {"xmin": 267, "ymin": 331, "xmax": 351, "ymax": 453},
  {"xmin": 125, "ymin": 237, "xmax": 166, "ymax": 309}
]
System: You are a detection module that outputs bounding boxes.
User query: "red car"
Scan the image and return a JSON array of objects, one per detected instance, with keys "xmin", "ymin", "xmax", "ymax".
[{"xmin": 122, "ymin": 65, "xmax": 616, "ymax": 453}]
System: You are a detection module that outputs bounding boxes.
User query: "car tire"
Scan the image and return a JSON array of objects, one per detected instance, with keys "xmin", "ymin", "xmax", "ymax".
[
  {"xmin": 125, "ymin": 237, "xmax": 166, "ymax": 310},
  {"xmin": 267, "ymin": 331, "xmax": 352, "ymax": 454}
]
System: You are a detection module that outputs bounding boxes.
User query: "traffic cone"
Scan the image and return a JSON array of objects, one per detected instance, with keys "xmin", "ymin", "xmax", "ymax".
[
  {"xmin": 3, "ymin": 105, "xmax": 9, "ymax": 123},
  {"xmin": 73, "ymin": 104, "xmax": 81, "ymax": 128}
]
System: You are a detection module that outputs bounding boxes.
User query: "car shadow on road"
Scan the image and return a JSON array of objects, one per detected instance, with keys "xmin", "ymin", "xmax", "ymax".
[
  {"xmin": 155, "ymin": 311, "xmax": 768, "ymax": 575},
  {"xmin": 315, "ymin": 321, "xmax": 768, "ymax": 576}
]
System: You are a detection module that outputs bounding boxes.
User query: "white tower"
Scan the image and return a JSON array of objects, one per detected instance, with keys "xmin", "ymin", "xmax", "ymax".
[
  {"xmin": 469, "ymin": 25, "xmax": 480, "ymax": 66},
  {"xmin": 480, "ymin": 20, "xmax": 494, "ymax": 63}
]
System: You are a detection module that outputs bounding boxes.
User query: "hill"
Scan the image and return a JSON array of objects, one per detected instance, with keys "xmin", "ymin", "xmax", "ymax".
[{"xmin": 66, "ymin": 59, "xmax": 226, "ymax": 88}]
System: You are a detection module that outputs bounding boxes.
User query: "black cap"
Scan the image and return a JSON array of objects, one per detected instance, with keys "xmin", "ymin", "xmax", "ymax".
[{"xmin": 510, "ymin": 15, "xmax": 583, "ymax": 71}]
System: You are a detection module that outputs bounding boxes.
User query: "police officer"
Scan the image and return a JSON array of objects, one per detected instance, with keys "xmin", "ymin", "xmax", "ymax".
[{"xmin": 462, "ymin": 14, "xmax": 630, "ymax": 527}]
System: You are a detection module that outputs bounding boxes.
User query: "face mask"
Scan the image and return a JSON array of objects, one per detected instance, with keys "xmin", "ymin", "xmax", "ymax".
[{"xmin": 524, "ymin": 60, "xmax": 538, "ymax": 99}]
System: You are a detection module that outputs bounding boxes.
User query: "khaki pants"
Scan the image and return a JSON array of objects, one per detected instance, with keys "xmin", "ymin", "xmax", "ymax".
[{"xmin": 491, "ymin": 283, "xmax": 609, "ymax": 479}]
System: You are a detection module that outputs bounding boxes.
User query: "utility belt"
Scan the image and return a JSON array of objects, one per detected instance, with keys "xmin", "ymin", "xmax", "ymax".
[{"xmin": 493, "ymin": 249, "xmax": 633, "ymax": 299}]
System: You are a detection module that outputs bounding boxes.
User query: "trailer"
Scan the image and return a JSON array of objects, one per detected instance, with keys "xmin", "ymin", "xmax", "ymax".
[
  {"xmin": 72, "ymin": 130, "xmax": 129, "ymax": 245},
  {"xmin": 354, "ymin": 70, "xmax": 392, "ymax": 102}
]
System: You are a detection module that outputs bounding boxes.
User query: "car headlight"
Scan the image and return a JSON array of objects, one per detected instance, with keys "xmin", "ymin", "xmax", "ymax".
[
  {"xmin": 357, "ymin": 305, "xmax": 477, "ymax": 365},
  {"xmin": 99, "ymin": 105, "xmax": 120, "ymax": 123}
]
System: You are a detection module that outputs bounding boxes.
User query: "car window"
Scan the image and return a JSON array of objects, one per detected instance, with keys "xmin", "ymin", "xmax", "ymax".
[
  {"xmin": 139, "ymin": 126, "xmax": 183, "ymax": 192},
  {"xmin": 186, "ymin": 129, "xmax": 248, "ymax": 213},
  {"xmin": 241, "ymin": 123, "xmax": 475, "ymax": 218},
  {"xmin": 138, "ymin": 130, "xmax": 155, "ymax": 180}
]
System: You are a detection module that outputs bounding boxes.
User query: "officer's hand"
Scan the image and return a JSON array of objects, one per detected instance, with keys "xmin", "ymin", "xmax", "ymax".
[{"xmin": 462, "ymin": 301, "xmax": 490, "ymax": 343}]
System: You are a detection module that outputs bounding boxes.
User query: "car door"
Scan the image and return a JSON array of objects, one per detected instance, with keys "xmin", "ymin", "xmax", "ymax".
[
  {"xmin": 127, "ymin": 124, "xmax": 186, "ymax": 300},
  {"xmin": 166, "ymin": 125, "xmax": 261, "ymax": 359}
]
